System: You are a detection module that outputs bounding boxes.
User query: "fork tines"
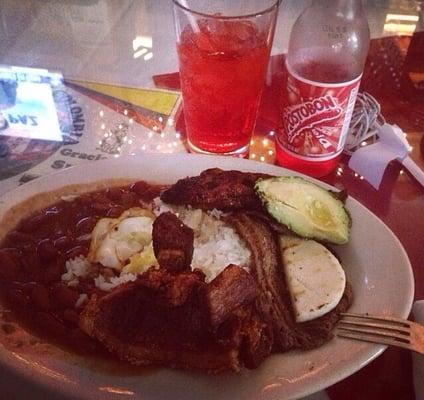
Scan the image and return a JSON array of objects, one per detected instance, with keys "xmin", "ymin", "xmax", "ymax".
[{"xmin": 337, "ymin": 312, "xmax": 414, "ymax": 351}]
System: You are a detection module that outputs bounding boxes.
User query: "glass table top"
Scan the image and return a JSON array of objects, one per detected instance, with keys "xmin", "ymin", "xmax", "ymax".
[{"xmin": 0, "ymin": 1, "xmax": 423, "ymax": 399}]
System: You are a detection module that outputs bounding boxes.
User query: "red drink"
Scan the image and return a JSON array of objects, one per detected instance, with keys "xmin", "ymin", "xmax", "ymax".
[{"xmin": 177, "ymin": 20, "xmax": 272, "ymax": 155}]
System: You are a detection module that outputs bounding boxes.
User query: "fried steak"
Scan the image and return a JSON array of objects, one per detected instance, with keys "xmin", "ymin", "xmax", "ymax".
[
  {"xmin": 152, "ymin": 211, "xmax": 194, "ymax": 272},
  {"xmin": 80, "ymin": 266, "xmax": 271, "ymax": 372},
  {"xmin": 161, "ymin": 170, "xmax": 353, "ymax": 349},
  {"xmin": 80, "ymin": 170, "xmax": 352, "ymax": 372},
  {"xmin": 80, "ymin": 213, "xmax": 272, "ymax": 372},
  {"xmin": 160, "ymin": 168, "xmax": 270, "ymax": 211},
  {"xmin": 227, "ymin": 212, "xmax": 353, "ymax": 351}
]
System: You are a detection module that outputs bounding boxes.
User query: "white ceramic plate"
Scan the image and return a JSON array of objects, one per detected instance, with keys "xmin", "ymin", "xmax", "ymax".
[{"xmin": 0, "ymin": 154, "xmax": 414, "ymax": 400}]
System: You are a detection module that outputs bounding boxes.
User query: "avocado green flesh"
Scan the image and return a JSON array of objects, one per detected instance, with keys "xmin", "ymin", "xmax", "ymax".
[{"xmin": 255, "ymin": 177, "xmax": 351, "ymax": 244}]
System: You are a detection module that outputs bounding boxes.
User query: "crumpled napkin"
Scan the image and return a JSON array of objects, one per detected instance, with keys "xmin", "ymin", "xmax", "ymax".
[
  {"xmin": 348, "ymin": 123, "xmax": 424, "ymax": 189},
  {"xmin": 413, "ymin": 301, "xmax": 424, "ymax": 400}
]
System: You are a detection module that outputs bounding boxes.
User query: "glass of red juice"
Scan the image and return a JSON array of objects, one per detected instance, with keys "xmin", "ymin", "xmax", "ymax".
[{"xmin": 173, "ymin": 0, "xmax": 280, "ymax": 156}]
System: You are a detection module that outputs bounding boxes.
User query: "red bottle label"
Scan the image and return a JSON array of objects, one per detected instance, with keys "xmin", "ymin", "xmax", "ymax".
[{"xmin": 277, "ymin": 62, "xmax": 361, "ymax": 160}]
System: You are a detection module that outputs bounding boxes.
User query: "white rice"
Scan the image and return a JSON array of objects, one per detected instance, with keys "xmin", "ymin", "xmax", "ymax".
[
  {"xmin": 192, "ymin": 220, "xmax": 250, "ymax": 282},
  {"xmin": 62, "ymin": 199, "xmax": 251, "ymax": 292},
  {"xmin": 62, "ymin": 255, "xmax": 91, "ymax": 284},
  {"xmin": 62, "ymin": 255, "xmax": 139, "ymax": 292},
  {"xmin": 153, "ymin": 198, "xmax": 251, "ymax": 282},
  {"xmin": 94, "ymin": 273, "xmax": 138, "ymax": 291}
]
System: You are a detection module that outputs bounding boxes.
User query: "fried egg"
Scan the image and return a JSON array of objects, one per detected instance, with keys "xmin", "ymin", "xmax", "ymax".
[
  {"xmin": 279, "ymin": 236, "xmax": 346, "ymax": 322},
  {"xmin": 88, "ymin": 207, "xmax": 157, "ymax": 271},
  {"xmin": 121, "ymin": 242, "xmax": 157, "ymax": 274}
]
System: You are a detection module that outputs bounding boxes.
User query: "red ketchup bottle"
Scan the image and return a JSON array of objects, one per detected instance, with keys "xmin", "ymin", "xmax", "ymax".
[{"xmin": 276, "ymin": 0, "xmax": 370, "ymax": 177}]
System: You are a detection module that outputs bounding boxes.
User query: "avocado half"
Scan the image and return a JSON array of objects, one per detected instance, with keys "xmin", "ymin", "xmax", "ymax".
[{"xmin": 255, "ymin": 176, "xmax": 351, "ymax": 244}]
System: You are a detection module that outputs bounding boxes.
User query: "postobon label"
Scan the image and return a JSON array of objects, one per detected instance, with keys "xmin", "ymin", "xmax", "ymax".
[{"xmin": 278, "ymin": 63, "xmax": 361, "ymax": 160}]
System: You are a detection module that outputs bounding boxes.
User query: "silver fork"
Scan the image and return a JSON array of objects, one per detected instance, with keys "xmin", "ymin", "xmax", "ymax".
[{"xmin": 337, "ymin": 312, "xmax": 424, "ymax": 354}]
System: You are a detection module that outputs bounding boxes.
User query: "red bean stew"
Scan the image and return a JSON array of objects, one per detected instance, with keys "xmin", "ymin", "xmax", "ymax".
[{"xmin": 0, "ymin": 181, "xmax": 163, "ymax": 354}]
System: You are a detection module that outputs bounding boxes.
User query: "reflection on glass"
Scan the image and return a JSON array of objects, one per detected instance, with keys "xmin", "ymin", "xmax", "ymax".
[
  {"xmin": 133, "ymin": 35, "xmax": 153, "ymax": 61},
  {"xmin": 384, "ymin": 13, "xmax": 419, "ymax": 35}
]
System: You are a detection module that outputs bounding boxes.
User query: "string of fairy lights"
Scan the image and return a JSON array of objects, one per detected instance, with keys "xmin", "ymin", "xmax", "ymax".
[{"xmin": 95, "ymin": 91, "xmax": 412, "ymax": 179}]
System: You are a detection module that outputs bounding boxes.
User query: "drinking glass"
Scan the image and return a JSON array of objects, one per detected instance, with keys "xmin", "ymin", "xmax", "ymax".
[{"xmin": 173, "ymin": 0, "xmax": 280, "ymax": 156}]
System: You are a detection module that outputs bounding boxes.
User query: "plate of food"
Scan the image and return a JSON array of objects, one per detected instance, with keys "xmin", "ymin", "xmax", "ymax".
[{"xmin": 0, "ymin": 154, "xmax": 414, "ymax": 400}]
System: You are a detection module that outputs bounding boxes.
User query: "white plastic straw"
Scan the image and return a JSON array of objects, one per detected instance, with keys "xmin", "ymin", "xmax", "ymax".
[
  {"xmin": 402, "ymin": 156, "xmax": 424, "ymax": 188},
  {"xmin": 179, "ymin": 0, "xmax": 200, "ymax": 32}
]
